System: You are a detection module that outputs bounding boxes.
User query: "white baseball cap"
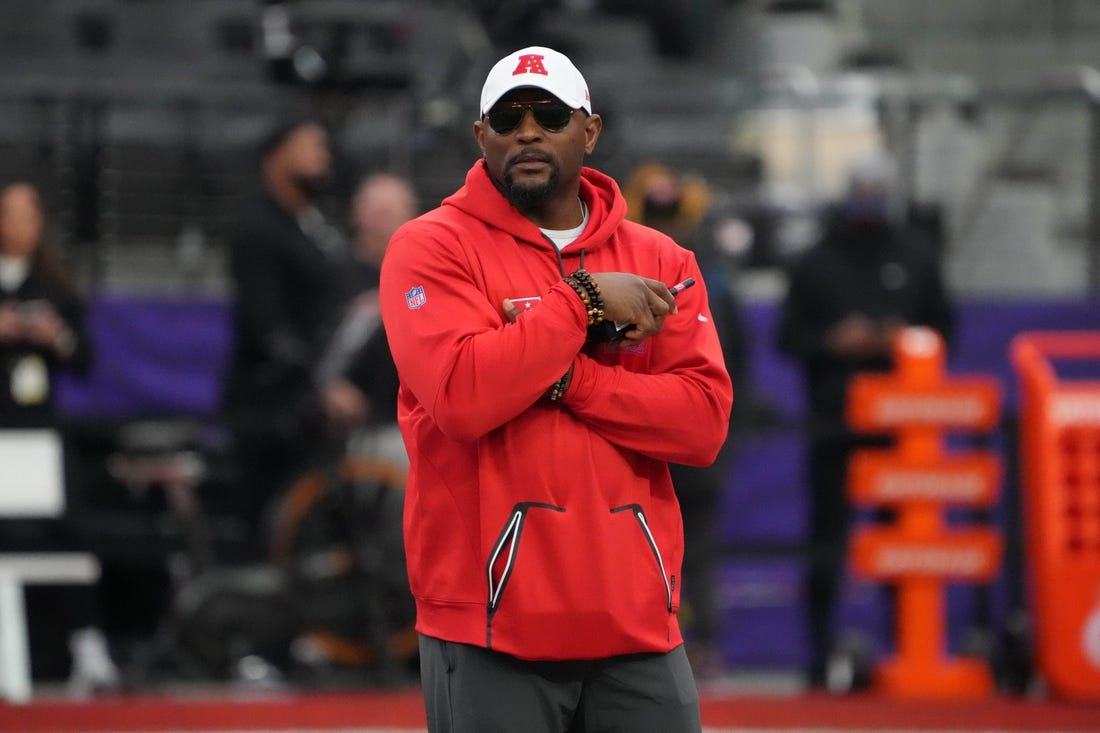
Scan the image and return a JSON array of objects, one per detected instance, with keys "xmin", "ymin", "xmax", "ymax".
[{"xmin": 479, "ymin": 46, "xmax": 592, "ymax": 116}]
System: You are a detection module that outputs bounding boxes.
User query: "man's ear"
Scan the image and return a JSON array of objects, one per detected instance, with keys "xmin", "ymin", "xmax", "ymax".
[
  {"xmin": 583, "ymin": 113, "xmax": 603, "ymax": 156},
  {"xmin": 474, "ymin": 119, "xmax": 487, "ymax": 157}
]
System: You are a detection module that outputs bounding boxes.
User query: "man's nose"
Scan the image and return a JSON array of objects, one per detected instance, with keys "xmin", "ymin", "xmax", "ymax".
[{"xmin": 513, "ymin": 109, "xmax": 544, "ymax": 139}]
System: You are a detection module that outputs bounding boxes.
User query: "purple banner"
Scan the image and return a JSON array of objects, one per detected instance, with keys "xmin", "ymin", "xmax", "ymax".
[{"xmin": 56, "ymin": 295, "xmax": 231, "ymax": 419}]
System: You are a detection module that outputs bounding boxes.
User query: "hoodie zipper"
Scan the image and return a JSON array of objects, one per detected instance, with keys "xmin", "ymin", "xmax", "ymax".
[{"xmin": 611, "ymin": 504, "xmax": 674, "ymax": 612}]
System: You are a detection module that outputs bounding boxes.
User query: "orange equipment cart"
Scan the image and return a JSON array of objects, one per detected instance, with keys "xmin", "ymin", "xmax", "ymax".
[
  {"xmin": 1011, "ymin": 331, "xmax": 1100, "ymax": 701},
  {"xmin": 847, "ymin": 326, "xmax": 1003, "ymax": 698}
]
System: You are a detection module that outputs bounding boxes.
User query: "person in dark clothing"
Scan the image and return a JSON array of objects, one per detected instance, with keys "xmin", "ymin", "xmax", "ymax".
[
  {"xmin": 0, "ymin": 181, "xmax": 91, "ymax": 426},
  {"xmin": 775, "ymin": 151, "xmax": 955, "ymax": 691},
  {"xmin": 0, "ymin": 179, "xmax": 117, "ymax": 694},
  {"xmin": 274, "ymin": 173, "xmax": 419, "ymax": 681},
  {"xmin": 220, "ymin": 116, "xmax": 350, "ymax": 555}
]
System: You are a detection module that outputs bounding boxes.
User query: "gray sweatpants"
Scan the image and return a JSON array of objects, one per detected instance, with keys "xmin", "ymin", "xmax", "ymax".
[{"xmin": 418, "ymin": 635, "xmax": 702, "ymax": 733}]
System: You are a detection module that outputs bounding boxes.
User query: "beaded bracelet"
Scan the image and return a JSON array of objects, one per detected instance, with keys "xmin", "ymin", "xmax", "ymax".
[
  {"xmin": 546, "ymin": 365, "xmax": 574, "ymax": 402},
  {"xmin": 566, "ymin": 269, "xmax": 605, "ymax": 326},
  {"xmin": 547, "ymin": 374, "xmax": 569, "ymax": 402},
  {"xmin": 564, "ymin": 275, "xmax": 599, "ymax": 326},
  {"xmin": 564, "ymin": 275, "xmax": 590, "ymax": 307}
]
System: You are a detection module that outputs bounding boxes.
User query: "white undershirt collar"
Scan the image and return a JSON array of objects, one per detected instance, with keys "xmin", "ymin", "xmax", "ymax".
[{"xmin": 539, "ymin": 198, "xmax": 589, "ymax": 251}]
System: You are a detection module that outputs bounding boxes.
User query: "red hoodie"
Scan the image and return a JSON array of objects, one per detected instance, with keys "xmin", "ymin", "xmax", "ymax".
[{"xmin": 379, "ymin": 161, "xmax": 732, "ymax": 660}]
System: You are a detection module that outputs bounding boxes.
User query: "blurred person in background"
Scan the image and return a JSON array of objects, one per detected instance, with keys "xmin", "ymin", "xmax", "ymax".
[
  {"xmin": 0, "ymin": 181, "xmax": 90, "ymax": 425},
  {"xmin": 257, "ymin": 173, "xmax": 420, "ymax": 685},
  {"xmin": 381, "ymin": 46, "xmax": 731, "ymax": 732},
  {"xmin": 775, "ymin": 150, "xmax": 955, "ymax": 692},
  {"xmin": 220, "ymin": 115, "xmax": 352, "ymax": 558},
  {"xmin": 623, "ymin": 162, "xmax": 751, "ymax": 679},
  {"xmin": 0, "ymin": 179, "xmax": 117, "ymax": 694},
  {"xmin": 316, "ymin": 172, "xmax": 418, "ymax": 469}
]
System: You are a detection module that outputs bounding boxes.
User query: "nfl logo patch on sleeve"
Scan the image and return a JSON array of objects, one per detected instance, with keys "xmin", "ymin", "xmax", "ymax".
[{"xmin": 405, "ymin": 285, "xmax": 427, "ymax": 310}]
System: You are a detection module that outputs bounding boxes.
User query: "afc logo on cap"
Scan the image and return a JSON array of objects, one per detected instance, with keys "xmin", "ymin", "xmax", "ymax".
[{"xmin": 512, "ymin": 54, "xmax": 549, "ymax": 77}]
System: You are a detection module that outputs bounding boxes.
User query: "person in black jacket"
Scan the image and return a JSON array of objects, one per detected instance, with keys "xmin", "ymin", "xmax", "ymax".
[
  {"xmin": 0, "ymin": 181, "xmax": 90, "ymax": 427},
  {"xmin": 220, "ymin": 115, "xmax": 350, "ymax": 555},
  {"xmin": 0, "ymin": 179, "xmax": 117, "ymax": 694},
  {"xmin": 775, "ymin": 151, "xmax": 955, "ymax": 691}
]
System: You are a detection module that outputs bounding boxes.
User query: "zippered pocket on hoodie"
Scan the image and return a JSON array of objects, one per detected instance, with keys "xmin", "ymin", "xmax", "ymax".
[
  {"xmin": 487, "ymin": 501, "xmax": 675, "ymax": 616},
  {"xmin": 486, "ymin": 501, "xmax": 565, "ymax": 614},
  {"xmin": 611, "ymin": 503, "xmax": 674, "ymax": 612},
  {"xmin": 483, "ymin": 499, "xmax": 678, "ymax": 656}
]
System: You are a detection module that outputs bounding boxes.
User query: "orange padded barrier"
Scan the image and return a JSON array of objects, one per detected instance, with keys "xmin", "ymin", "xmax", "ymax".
[
  {"xmin": 1011, "ymin": 331, "xmax": 1100, "ymax": 701},
  {"xmin": 846, "ymin": 327, "xmax": 1003, "ymax": 698}
]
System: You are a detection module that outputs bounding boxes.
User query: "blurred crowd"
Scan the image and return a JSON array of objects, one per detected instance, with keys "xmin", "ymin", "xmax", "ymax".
[{"xmin": 1, "ymin": 114, "xmax": 425, "ymax": 693}]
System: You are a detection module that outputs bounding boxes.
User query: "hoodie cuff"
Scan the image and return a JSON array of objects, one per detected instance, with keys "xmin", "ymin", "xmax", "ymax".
[
  {"xmin": 561, "ymin": 353, "xmax": 603, "ymax": 408},
  {"xmin": 551, "ymin": 278, "xmax": 592, "ymax": 332}
]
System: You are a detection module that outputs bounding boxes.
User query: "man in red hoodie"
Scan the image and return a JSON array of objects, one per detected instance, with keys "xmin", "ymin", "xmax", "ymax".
[{"xmin": 380, "ymin": 46, "xmax": 733, "ymax": 732}]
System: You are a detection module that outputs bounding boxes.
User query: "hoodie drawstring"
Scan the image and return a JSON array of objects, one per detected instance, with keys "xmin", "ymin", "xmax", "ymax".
[{"xmin": 547, "ymin": 239, "xmax": 586, "ymax": 278}]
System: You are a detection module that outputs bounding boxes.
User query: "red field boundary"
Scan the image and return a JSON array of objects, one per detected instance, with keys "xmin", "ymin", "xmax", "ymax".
[{"xmin": 4, "ymin": 688, "xmax": 1100, "ymax": 732}]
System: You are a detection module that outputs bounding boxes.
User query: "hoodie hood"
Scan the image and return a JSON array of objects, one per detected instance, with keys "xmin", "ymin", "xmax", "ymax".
[{"xmin": 442, "ymin": 160, "xmax": 627, "ymax": 252}]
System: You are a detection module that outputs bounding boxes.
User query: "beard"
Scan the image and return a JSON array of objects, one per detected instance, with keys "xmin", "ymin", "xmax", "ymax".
[{"xmin": 502, "ymin": 154, "xmax": 559, "ymax": 214}]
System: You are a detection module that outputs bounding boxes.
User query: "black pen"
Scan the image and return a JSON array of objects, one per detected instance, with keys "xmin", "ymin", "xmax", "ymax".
[{"xmin": 668, "ymin": 278, "xmax": 696, "ymax": 297}]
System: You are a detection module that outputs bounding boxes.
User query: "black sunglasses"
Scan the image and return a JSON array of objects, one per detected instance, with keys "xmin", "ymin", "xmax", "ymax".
[{"xmin": 485, "ymin": 100, "xmax": 576, "ymax": 135}]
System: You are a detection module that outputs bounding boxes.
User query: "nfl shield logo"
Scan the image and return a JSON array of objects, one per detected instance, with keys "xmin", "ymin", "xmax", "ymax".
[{"xmin": 405, "ymin": 285, "xmax": 427, "ymax": 310}]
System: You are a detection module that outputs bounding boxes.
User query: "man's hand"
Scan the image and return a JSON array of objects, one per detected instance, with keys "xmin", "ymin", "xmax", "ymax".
[
  {"xmin": 503, "ymin": 271, "xmax": 678, "ymax": 343},
  {"xmin": 587, "ymin": 272, "xmax": 677, "ymax": 342},
  {"xmin": 502, "ymin": 298, "xmax": 522, "ymax": 324}
]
